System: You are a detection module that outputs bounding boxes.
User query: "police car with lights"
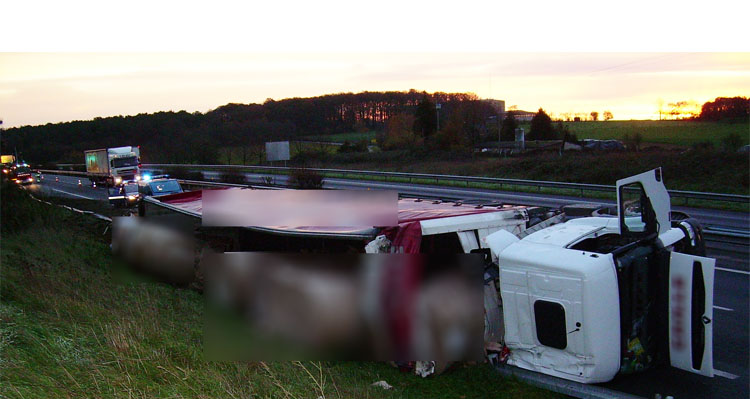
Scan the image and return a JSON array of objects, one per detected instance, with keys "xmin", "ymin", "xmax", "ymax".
[{"xmin": 136, "ymin": 174, "xmax": 183, "ymax": 197}]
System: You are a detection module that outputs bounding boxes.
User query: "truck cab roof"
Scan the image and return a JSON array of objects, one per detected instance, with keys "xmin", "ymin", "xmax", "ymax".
[{"xmin": 521, "ymin": 217, "xmax": 619, "ymax": 248}]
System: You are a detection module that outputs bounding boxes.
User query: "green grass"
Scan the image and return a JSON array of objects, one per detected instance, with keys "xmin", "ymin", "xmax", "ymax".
[
  {"xmin": 0, "ymin": 183, "xmax": 558, "ymax": 399},
  {"xmin": 519, "ymin": 120, "xmax": 749, "ymax": 147},
  {"xmin": 303, "ymin": 131, "xmax": 377, "ymax": 144}
]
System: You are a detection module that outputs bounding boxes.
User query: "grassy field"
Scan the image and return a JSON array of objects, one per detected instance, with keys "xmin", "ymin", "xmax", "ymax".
[
  {"xmin": 302, "ymin": 131, "xmax": 377, "ymax": 144},
  {"xmin": 305, "ymin": 121, "xmax": 749, "ymax": 147},
  {"xmin": 0, "ymin": 183, "xmax": 557, "ymax": 399},
  {"xmin": 518, "ymin": 120, "xmax": 749, "ymax": 147}
]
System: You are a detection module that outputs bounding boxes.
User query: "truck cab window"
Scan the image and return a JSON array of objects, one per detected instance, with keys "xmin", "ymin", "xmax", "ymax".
[
  {"xmin": 619, "ymin": 182, "xmax": 657, "ymax": 237},
  {"xmin": 620, "ymin": 183, "xmax": 646, "ymax": 234}
]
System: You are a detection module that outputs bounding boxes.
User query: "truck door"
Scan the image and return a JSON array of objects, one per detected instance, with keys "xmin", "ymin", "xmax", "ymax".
[
  {"xmin": 668, "ymin": 251, "xmax": 714, "ymax": 377},
  {"xmin": 616, "ymin": 168, "xmax": 671, "ymax": 237}
]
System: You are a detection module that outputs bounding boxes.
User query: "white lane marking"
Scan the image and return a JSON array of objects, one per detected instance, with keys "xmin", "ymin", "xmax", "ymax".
[
  {"xmin": 713, "ymin": 369, "xmax": 739, "ymax": 380},
  {"xmin": 50, "ymin": 188, "xmax": 98, "ymax": 200},
  {"xmin": 713, "ymin": 305, "xmax": 734, "ymax": 312},
  {"xmin": 715, "ymin": 267, "xmax": 750, "ymax": 276}
]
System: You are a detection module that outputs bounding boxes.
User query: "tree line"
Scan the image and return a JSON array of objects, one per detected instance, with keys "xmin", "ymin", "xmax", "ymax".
[
  {"xmin": 3, "ymin": 93, "xmax": 745, "ymax": 165},
  {"xmin": 0, "ymin": 90, "xmax": 496, "ymax": 164}
]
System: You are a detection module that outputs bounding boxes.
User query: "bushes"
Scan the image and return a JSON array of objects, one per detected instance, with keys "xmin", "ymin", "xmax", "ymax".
[
  {"xmin": 721, "ymin": 132, "xmax": 743, "ymax": 152},
  {"xmin": 291, "ymin": 148, "xmax": 331, "ymax": 165},
  {"xmin": 337, "ymin": 140, "xmax": 369, "ymax": 153},
  {"xmin": 623, "ymin": 132, "xmax": 643, "ymax": 151},
  {"xmin": 288, "ymin": 168, "xmax": 324, "ymax": 189},
  {"xmin": 220, "ymin": 171, "xmax": 246, "ymax": 184}
]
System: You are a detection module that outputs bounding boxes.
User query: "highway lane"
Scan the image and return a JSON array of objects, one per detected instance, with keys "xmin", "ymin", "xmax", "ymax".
[
  {"xmin": 25, "ymin": 173, "xmax": 109, "ymax": 201},
  {"xmin": 36, "ymin": 171, "xmax": 750, "ymax": 399},
  {"xmin": 599, "ymin": 266, "xmax": 749, "ymax": 399},
  {"xmin": 193, "ymin": 170, "xmax": 750, "ymax": 232}
]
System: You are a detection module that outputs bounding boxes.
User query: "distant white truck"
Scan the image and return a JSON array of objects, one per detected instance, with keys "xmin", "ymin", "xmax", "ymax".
[{"xmin": 85, "ymin": 146, "xmax": 141, "ymax": 186}]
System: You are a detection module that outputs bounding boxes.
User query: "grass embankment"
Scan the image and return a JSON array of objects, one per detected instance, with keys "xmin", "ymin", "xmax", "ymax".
[
  {"xmin": 301, "ymin": 121, "xmax": 748, "ymax": 147},
  {"xmin": 0, "ymin": 183, "xmax": 556, "ymax": 399},
  {"xmin": 517, "ymin": 120, "xmax": 749, "ymax": 147},
  {"xmin": 329, "ymin": 149, "xmax": 749, "ymax": 210}
]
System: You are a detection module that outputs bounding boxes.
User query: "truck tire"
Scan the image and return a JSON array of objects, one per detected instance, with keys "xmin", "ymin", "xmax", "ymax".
[{"xmin": 671, "ymin": 217, "xmax": 706, "ymax": 256}]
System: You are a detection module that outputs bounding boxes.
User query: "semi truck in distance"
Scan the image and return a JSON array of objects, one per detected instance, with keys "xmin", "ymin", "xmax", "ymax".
[
  {"xmin": 1, "ymin": 154, "xmax": 16, "ymax": 166},
  {"xmin": 85, "ymin": 146, "xmax": 141, "ymax": 186}
]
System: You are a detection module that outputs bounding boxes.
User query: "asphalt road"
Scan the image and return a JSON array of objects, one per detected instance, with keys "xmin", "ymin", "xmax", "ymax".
[
  {"xmin": 24, "ymin": 173, "xmax": 109, "ymax": 200},
  {"xmin": 33, "ymin": 172, "xmax": 750, "ymax": 399},
  {"xmin": 194, "ymin": 170, "xmax": 750, "ymax": 231}
]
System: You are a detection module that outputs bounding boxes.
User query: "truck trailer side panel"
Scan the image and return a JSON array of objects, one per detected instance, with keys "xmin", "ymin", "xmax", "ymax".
[{"xmin": 85, "ymin": 149, "xmax": 109, "ymax": 175}]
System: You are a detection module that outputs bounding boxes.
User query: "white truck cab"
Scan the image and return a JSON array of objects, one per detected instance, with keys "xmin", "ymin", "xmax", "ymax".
[{"xmin": 486, "ymin": 168, "xmax": 715, "ymax": 383}]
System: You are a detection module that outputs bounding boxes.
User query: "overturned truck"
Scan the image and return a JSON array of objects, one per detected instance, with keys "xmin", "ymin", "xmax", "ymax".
[{"xmin": 116, "ymin": 168, "xmax": 714, "ymax": 383}]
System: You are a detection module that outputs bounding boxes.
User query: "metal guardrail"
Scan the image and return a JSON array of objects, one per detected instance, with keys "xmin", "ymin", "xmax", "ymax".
[
  {"xmin": 177, "ymin": 179, "xmax": 284, "ymax": 191},
  {"xmin": 39, "ymin": 165, "xmax": 750, "ymax": 204},
  {"xmin": 704, "ymin": 226, "xmax": 750, "ymax": 240},
  {"xmin": 140, "ymin": 164, "xmax": 750, "ymax": 205},
  {"xmin": 35, "ymin": 169, "xmax": 750, "ymax": 242},
  {"xmin": 39, "ymin": 168, "xmax": 88, "ymax": 176}
]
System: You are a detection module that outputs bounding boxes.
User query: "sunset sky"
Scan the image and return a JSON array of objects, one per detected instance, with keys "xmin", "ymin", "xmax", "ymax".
[{"xmin": 2, "ymin": 2, "xmax": 748, "ymax": 128}]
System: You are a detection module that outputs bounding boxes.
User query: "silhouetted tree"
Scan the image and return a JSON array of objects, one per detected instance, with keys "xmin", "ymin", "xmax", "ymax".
[
  {"xmin": 603, "ymin": 111, "xmax": 614, "ymax": 121},
  {"xmin": 590, "ymin": 111, "xmax": 599, "ymax": 121},
  {"xmin": 698, "ymin": 97, "xmax": 749, "ymax": 121},
  {"xmin": 413, "ymin": 95, "xmax": 437, "ymax": 138},
  {"xmin": 528, "ymin": 108, "xmax": 557, "ymax": 140},
  {"xmin": 383, "ymin": 114, "xmax": 420, "ymax": 150},
  {"xmin": 500, "ymin": 113, "xmax": 518, "ymax": 141},
  {"xmin": 431, "ymin": 118, "xmax": 469, "ymax": 151}
]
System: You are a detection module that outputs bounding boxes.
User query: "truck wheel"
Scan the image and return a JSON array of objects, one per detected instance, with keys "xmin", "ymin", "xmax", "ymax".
[{"xmin": 671, "ymin": 217, "xmax": 706, "ymax": 256}]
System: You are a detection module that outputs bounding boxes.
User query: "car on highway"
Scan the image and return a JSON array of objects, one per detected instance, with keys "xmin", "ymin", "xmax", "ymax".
[
  {"xmin": 138, "ymin": 177, "xmax": 183, "ymax": 197},
  {"xmin": 9, "ymin": 164, "xmax": 34, "ymax": 185},
  {"xmin": 108, "ymin": 181, "xmax": 141, "ymax": 208}
]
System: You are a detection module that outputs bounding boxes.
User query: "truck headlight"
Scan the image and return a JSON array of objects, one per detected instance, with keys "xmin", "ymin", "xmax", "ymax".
[
  {"xmin": 135, "ymin": 175, "xmax": 141, "ymax": 181},
  {"xmin": 115, "ymin": 177, "xmax": 122, "ymax": 184}
]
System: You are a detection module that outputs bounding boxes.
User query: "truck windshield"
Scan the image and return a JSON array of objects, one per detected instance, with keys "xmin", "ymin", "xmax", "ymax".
[
  {"xmin": 14, "ymin": 167, "xmax": 31, "ymax": 174},
  {"xmin": 111, "ymin": 156, "xmax": 139, "ymax": 168},
  {"xmin": 123, "ymin": 184, "xmax": 139, "ymax": 194}
]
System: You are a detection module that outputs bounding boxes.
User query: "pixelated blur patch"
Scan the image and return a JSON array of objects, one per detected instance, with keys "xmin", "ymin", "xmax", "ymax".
[
  {"xmin": 203, "ymin": 252, "xmax": 484, "ymax": 361},
  {"xmin": 202, "ymin": 190, "xmax": 398, "ymax": 228},
  {"xmin": 111, "ymin": 216, "xmax": 196, "ymax": 285}
]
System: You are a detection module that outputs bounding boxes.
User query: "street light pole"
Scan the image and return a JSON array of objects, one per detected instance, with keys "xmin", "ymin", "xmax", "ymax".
[{"xmin": 435, "ymin": 103, "xmax": 441, "ymax": 131}]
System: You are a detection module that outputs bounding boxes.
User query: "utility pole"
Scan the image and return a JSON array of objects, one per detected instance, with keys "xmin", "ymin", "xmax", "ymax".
[{"xmin": 435, "ymin": 103, "xmax": 441, "ymax": 131}]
